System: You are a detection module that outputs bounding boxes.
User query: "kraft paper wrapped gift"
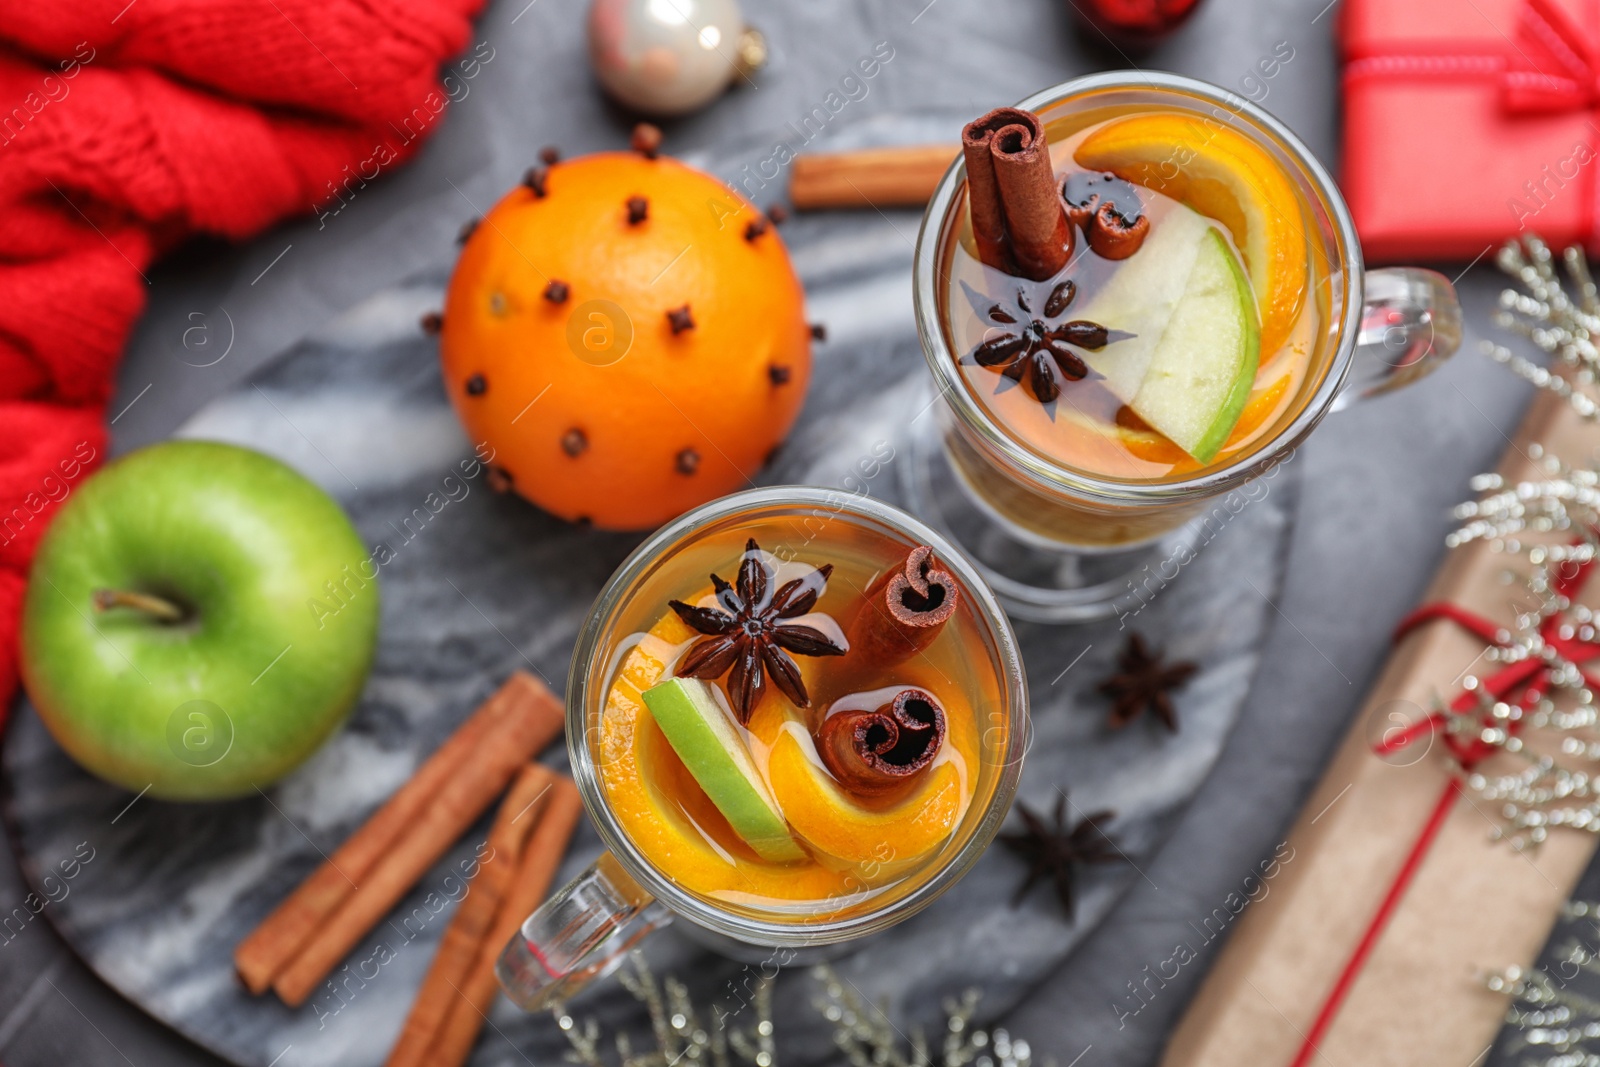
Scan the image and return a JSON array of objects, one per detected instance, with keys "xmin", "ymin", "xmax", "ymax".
[
  {"xmin": 1162, "ymin": 388, "xmax": 1600, "ymax": 1067},
  {"xmin": 1339, "ymin": 0, "xmax": 1600, "ymax": 263}
]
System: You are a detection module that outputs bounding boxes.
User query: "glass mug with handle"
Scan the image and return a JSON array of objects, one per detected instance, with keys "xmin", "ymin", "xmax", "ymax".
[
  {"xmin": 904, "ymin": 71, "xmax": 1462, "ymax": 622},
  {"xmin": 496, "ymin": 487, "xmax": 1028, "ymax": 1010}
]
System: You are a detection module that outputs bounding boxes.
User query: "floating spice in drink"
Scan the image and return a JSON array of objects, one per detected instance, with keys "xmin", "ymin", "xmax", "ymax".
[
  {"xmin": 907, "ymin": 76, "xmax": 1457, "ymax": 621},
  {"xmin": 593, "ymin": 513, "xmax": 1012, "ymax": 918},
  {"xmin": 940, "ymin": 101, "xmax": 1332, "ymax": 487}
]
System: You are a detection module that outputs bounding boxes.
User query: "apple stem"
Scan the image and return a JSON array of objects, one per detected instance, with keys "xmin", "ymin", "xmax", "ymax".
[{"xmin": 92, "ymin": 588, "xmax": 187, "ymax": 624}]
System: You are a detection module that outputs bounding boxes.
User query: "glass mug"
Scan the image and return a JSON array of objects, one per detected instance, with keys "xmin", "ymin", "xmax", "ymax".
[
  {"xmin": 496, "ymin": 487, "xmax": 1028, "ymax": 1010},
  {"xmin": 904, "ymin": 71, "xmax": 1462, "ymax": 622}
]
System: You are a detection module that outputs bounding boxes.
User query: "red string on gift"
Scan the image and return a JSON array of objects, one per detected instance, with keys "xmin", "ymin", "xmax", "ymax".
[{"xmin": 1288, "ymin": 557, "xmax": 1598, "ymax": 1067}]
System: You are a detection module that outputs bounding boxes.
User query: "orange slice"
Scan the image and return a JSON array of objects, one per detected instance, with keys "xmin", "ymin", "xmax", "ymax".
[
  {"xmin": 1075, "ymin": 115, "xmax": 1309, "ymax": 358},
  {"xmin": 750, "ymin": 701, "xmax": 965, "ymax": 866}
]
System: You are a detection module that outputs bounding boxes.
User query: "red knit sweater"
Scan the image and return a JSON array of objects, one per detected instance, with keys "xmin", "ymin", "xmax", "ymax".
[{"xmin": 0, "ymin": 0, "xmax": 486, "ymax": 714}]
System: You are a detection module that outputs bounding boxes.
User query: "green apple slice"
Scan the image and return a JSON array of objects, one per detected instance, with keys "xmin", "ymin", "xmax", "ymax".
[
  {"xmin": 1127, "ymin": 227, "xmax": 1260, "ymax": 463},
  {"xmin": 641, "ymin": 677, "xmax": 806, "ymax": 864},
  {"xmin": 1077, "ymin": 205, "xmax": 1212, "ymax": 400}
]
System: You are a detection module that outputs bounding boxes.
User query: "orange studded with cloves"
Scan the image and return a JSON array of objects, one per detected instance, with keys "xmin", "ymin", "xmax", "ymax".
[{"xmin": 437, "ymin": 139, "xmax": 812, "ymax": 530}]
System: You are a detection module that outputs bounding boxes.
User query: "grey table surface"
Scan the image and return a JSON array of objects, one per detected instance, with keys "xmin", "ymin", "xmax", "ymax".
[{"xmin": 0, "ymin": 0, "xmax": 1543, "ymax": 1063}]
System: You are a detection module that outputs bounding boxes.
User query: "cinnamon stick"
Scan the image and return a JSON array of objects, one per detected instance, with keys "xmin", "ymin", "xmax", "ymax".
[
  {"xmin": 988, "ymin": 112, "xmax": 1071, "ymax": 280},
  {"xmin": 847, "ymin": 546, "xmax": 960, "ymax": 666},
  {"xmin": 270, "ymin": 673, "xmax": 566, "ymax": 1007},
  {"xmin": 383, "ymin": 763, "xmax": 554, "ymax": 1067},
  {"xmin": 790, "ymin": 144, "xmax": 957, "ymax": 210},
  {"xmin": 961, "ymin": 110, "xmax": 1024, "ymax": 273},
  {"xmin": 233, "ymin": 675, "xmax": 534, "ymax": 995},
  {"xmin": 427, "ymin": 775, "xmax": 584, "ymax": 1067},
  {"xmin": 818, "ymin": 687, "xmax": 947, "ymax": 796}
]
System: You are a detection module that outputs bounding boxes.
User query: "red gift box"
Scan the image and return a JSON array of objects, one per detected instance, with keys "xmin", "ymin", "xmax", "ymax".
[{"xmin": 1339, "ymin": 0, "xmax": 1600, "ymax": 262}]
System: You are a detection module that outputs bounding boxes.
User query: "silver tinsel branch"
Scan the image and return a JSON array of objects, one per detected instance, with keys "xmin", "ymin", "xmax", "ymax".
[
  {"xmin": 1448, "ymin": 446, "xmax": 1600, "ymax": 568},
  {"xmin": 550, "ymin": 955, "xmax": 1047, "ymax": 1067},
  {"xmin": 1423, "ymin": 235, "xmax": 1600, "ymax": 850},
  {"xmin": 1483, "ymin": 234, "xmax": 1600, "ymax": 418},
  {"xmin": 1458, "ymin": 240, "xmax": 1600, "ymax": 1065},
  {"xmin": 812, "ymin": 966, "xmax": 1041, "ymax": 1067},
  {"xmin": 1491, "ymin": 900, "xmax": 1600, "ymax": 1065},
  {"xmin": 1429, "ymin": 481, "xmax": 1600, "ymax": 849},
  {"xmin": 554, "ymin": 954, "xmax": 742, "ymax": 1067}
]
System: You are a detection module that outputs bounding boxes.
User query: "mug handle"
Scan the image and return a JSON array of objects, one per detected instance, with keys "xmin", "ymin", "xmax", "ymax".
[
  {"xmin": 1331, "ymin": 267, "xmax": 1463, "ymax": 411},
  {"xmin": 495, "ymin": 851, "xmax": 672, "ymax": 1011}
]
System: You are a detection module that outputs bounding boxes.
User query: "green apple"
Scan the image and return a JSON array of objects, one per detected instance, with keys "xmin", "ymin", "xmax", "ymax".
[
  {"xmin": 641, "ymin": 677, "xmax": 804, "ymax": 863},
  {"xmin": 20, "ymin": 440, "xmax": 379, "ymax": 800}
]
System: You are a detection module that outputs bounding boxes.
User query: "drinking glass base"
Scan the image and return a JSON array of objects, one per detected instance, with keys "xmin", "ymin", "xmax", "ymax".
[{"xmin": 899, "ymin": 414, "xmax": 1202, "ymax": 624}]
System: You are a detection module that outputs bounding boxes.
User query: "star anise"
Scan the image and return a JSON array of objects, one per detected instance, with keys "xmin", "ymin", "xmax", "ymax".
[
  {"xmin": 1098, "ymin": 633, "xmax": 1197, "ymax": 732},
  {"xmin": 669, "ymin": 539, "xmax": 847, "ymax": 722},
  {"xmin": 1000, "ymin": 791, "xmax": 1125, "ymax": 921},
  {"xmin": 961, "ymin": 278, "xmax": 1117, "ymax": 405}
]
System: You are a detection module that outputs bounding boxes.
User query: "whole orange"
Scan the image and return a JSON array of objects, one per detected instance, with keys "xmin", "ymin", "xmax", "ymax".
[{"xmin": 438, "ymin": 144, "xmax": 811, "ymax": 530}]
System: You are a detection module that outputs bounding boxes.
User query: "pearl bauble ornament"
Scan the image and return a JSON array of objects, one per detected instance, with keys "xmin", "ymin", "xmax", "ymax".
[{"xmin": 588, "ymin": 0, "xmax": 765, "ymax": 116}]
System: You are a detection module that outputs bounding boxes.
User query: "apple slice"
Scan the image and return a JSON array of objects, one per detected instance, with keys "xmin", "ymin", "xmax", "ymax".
[
  {"xmin": 640, "ymin": 677, "xmax": 806, "ymax": 864},
  {"xmin": 1075, "ymin": 114, "xmax": 1308, "ymax": 357},
  {"xmin": 1076, "ymin": 204, "xmax": 1213, "ymax": 400},
  {"xmin": 1127, "ymin": 227, "xmax": 1260, "ymax": 463}
]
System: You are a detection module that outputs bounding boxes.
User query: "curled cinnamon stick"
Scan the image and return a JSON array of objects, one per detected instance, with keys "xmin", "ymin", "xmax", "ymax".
[
  {"xmin": 270, "ymin": 674, "xmax": 566, "ymax": 1007},
  {"xmin": 384, "ymin": 764, "xmax": 554, "ymax": 1067},
  {"xmin": 1085, "ymin": 201, "xmax": 1149, "ymax": 259},
  {"xmin": 848, "ymin": 545, "xmax": 960, "ymax": 666},
  {"xmin": 818, "ymin": 688, "xmax": 947, "ymax": 796},
  {"xmin": 1062, "ymin": 170, "xmax": 1149, "ymax": 259},
  {"xmin": 427, "ymin": 776, "xmax": 584, "ymax": 1067},
  {"xmin": 961, "ymin": 109, "xmax": 1025, "ymax": 273},
  {"xmin": 989, "ymin": 116, "xmax": 1072, "ymax": 280},
  {"xmin": 234, "ymin": 673, "xmax": 549, "ymax": 996},
  {"xmin": 790, "ymin": 144, "xmax": 957, "ymax": 210}
]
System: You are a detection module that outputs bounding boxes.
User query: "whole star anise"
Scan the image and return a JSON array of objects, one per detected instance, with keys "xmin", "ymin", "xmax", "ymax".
[
  {"xmin": 1098, "ymin": 633, "xmax": 1197, "ymax": 732},
  {"xmin": 961, "ymin": 278, "xmax": 1117, "ymax": 405},
  {"xmin": 1001, "ymin": 791, "xmax": 1125, "ymax": 921},
  {"xmin": 669, "ymin": 539, "xmax": 847, "ymax": 721}
]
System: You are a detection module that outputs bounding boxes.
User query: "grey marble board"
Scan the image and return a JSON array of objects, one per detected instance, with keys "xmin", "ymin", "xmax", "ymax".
[{"xmin": 2, "ymin": 119, "xmax": 1298, "ymax": 1067}]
